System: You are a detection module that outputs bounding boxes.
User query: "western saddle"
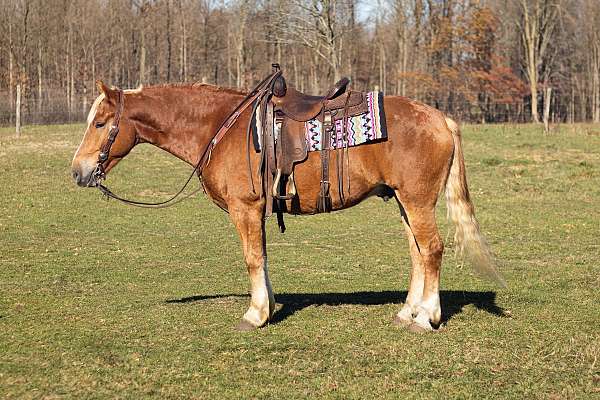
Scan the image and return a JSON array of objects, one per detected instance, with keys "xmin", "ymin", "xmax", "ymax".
[{"xmin": 257, "ymin": 65, "xmax": 370, "ymax": 231}]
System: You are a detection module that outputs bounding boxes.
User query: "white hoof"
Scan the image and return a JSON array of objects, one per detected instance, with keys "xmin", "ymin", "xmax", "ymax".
[
  {"xmin": 242, "ymin": 305, "xmax": 269, "ymax": 328},
  {"xmin": 411, "ymin": 312, "xmax": 434, "ymax": 332},
  {"xmin": 417, "ymin": 297, "xmax": 441, "ymax": 327},
  {"xmin": 394, "ymin": 304, "xmax": 415, "ymax": 326},
  {"xmin": 236, "ymin": 319, "xmax": 259, "ymax": 331}
]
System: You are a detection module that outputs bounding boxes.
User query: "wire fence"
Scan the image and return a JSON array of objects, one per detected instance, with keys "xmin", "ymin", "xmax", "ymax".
[
  {"xmin": 0, "ymin": 89, "xmax": 89, "ymax": 126},
  {"xmin": 0, "ymin": 88, "xmax": 591, "ymax": 127}
]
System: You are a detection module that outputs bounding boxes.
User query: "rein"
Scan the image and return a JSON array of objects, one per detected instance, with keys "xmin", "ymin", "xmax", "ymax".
[{"xmin": 92, "ymin": 69, "xmax": 282, "ymax": 208}]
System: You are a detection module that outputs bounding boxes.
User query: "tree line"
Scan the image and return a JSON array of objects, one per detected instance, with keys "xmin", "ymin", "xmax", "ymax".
[{"xmin": 1, "ymin": 0, "xmax": 599, "ymax": 125}]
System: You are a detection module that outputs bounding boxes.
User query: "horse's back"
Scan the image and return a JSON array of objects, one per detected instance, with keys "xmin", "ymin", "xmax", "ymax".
[{"xmin": 383, "ymin": 95, "xmax": 454, "ymax": 143}]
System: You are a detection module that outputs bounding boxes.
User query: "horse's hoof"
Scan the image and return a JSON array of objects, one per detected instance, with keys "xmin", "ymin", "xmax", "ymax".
[
  {"xmin": 407, "ymin": 322, "xmax": 433, "ymax": 333},
  {"xmin": 393, "ymin": 314, "xmax": 412, "ymax": 327},
  {"xmin": 236, "ymin": 319, "xmax": 258, "ymax": 332}
]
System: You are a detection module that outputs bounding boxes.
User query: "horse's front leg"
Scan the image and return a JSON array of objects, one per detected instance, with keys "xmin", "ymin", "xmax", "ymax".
[{"xmin": 229, "ymin": 203, "xmax": 275, "ymax": 331}]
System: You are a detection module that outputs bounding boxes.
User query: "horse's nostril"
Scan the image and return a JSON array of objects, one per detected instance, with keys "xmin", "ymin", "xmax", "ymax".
[{"xmin": 72, "ymin": 170, "xmax": 80, "ymax": 183}]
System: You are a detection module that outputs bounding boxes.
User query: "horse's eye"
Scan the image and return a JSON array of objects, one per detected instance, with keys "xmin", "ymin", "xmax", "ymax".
[{"xmin": 95, "ymin": 121, "xmax": 105, "ymax": 129}]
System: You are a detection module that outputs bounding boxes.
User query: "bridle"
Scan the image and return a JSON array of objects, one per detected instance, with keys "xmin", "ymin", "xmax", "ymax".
[
  {"xmin": 91, "ymin": 67, "xmax": 282, "ymax": 208},
  {"xmin": 92, "ymin": 89, "xmax": 125, "ymax": 184}
]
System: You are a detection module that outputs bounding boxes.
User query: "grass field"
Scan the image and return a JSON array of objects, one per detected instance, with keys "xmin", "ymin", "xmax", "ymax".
[{"xmin": 1, "ymin": 122, "xmax": 599, "ymax": 399}]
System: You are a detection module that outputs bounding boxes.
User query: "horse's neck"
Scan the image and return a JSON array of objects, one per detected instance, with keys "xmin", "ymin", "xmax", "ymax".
[{"xmin": 129, "ymin": 88, "xmax": 244, "ymax": 165}]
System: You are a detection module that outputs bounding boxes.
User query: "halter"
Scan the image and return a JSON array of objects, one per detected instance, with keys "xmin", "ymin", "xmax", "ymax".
[{"xmin": 91, "ymin": 67, "xmax": 282, "ymax": 208}]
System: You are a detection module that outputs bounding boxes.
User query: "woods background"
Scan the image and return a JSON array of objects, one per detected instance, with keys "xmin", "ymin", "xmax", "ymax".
[{"xmin": 1, "ymin": 0, "xmax": 599, "ymax": 125}]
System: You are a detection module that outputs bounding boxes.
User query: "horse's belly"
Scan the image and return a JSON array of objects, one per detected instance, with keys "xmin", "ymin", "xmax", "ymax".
[{"xmin": 284, "ymin": 145, "xmax": 390, "ymax": 214}]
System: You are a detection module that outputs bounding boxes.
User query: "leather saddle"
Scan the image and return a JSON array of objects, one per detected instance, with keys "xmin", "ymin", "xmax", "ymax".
[
  {"xmin": 271, "ymin": 77, "xmax": 350, "ymax": 122},
  {"xmin": 266, "ymin": 74, "xmax": 369, "ymax": 215}
]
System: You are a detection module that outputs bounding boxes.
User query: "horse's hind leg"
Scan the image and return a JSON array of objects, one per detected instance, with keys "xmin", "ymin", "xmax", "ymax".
[
  {"xmin": 395, "ymin": 202, "xmax": 443, "ymax": 331},
  {"xmin": 229, "ymin": 203, "xmax": 275, "ymax": 331},
  {"xmin": 394, "ymin": 215, "xmax": 425, "ymax": 326}
]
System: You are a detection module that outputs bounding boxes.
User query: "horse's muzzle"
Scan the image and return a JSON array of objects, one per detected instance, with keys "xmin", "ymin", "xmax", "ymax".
[{"xmin": 71, "ymin": 165, "xmax": 97, "ymax": 187}]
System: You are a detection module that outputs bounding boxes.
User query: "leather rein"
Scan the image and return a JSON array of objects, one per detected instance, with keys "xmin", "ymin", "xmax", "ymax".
[{"xmin": 91, "ymin": 70, "xmax": 282, "ymax": 208}]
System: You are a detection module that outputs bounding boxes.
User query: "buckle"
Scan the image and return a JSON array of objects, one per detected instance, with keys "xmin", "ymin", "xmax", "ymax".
[{"xmin": 92, "ymin": 164, "xmax": 106, "ymax": 185}]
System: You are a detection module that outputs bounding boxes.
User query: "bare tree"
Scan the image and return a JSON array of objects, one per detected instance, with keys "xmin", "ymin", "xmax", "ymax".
[
  {"xmin": 0, "ymin": 0, "xmax": 598, "ymax": 125},
  {"xmin": 582, "ymin": 0, "xmax": 600, "ymax": 122},
  {"xmin": 178, "ymin": 0, "xmax": 188, "ymax": 81},
  {"xmin": 517, "ymin": 0, "xmax": 561, "ymax": 122},
  {"xmin": 133, "ymin": 0, "xmax": 150, "ymax": 85},
  {"xmin": 275, "ymin": 0, "xmax": 354, "ymax": 83}
]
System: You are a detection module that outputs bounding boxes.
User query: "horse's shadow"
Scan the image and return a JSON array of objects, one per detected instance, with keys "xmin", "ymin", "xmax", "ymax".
[{"xmin": 166, "ymin": 290, "xmax": 507, "ymax": 324}]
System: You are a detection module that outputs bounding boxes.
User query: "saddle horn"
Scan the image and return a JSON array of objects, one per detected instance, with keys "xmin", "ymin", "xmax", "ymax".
[{"xmin": 272, "ymin": 76, "xmax": 287, "ymax": 98}]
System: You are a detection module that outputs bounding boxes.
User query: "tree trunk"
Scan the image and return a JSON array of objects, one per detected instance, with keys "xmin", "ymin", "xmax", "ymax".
[
  {"xmin": 530, "ymin": 73, "xmax": 540, "ymax": 123},
  {"xmin": 9, "ymin": 23, "xmax": 15, "ymax": 122},
  {"xmin": 326, "ymin": 1, "xmax": 340, "ymax": 82},
  {"xmin": 83, "ymin": 61, "xmax": 88, "ymax": 114},
  {"xmin": 140, "ymin": 29, "xmax": 146, "ymax": 86},
  {"xmin": 91, "ymin": 46, "xmax": 96, "ymax": 96},
  {"xmin": 66, "ymin": 27, "xmax": 71, "ymax": 119},
  {"xmin": 69, "ymin": 26, "xmax": 75, "ymax": 118},
  {"xmin": 227, "ymin": 27, "xmax": 232, "ymax": 87},
  {"xmin": 592, "ymin": 39, "xmax": 600, "ymax": 122},
  {"xmin": 575, "ymin": 76, "xmax": 587, "ymax": 121},
  {"xmin": 293, "ymin": 52, "xmax": 298, "ymax": 89},
  {"xmin": 153, "ymin": 32, "xmax": 159, "ymax": 82},
  {"xmin": 16, "ymin": 84, "xmax": 21, "ymax": 137},
  {"xmin": 379, "ymin": 41, "xmax": 386, "ymax": 93},
  {"xmin": 543, "ymin": 87, "xmax": 552, "ymax": 133},
  {"xmin": 519, "ymin": 0, "xmax": 559, "ymax": 123},
  {"xmin": 166, "ymin": 0, "xmax": 172, "ymax": 81},
  {"xmin": 179, "ymin": 0, "xmax": 187, "ymax": 82},
  {"xmin": 569, "ymin": 83, "xmax": 575, "ymax": 124},
  {"xmin": 397, "ymin": 18, "xmax": 408, "ymax": 97},
  {"xmin": 37, "ymin": 38, "xmax": 42, "ymax": 114},
  {"xmin": 235, "ymin": 1, "xmax": 249, "ymax": 89}
]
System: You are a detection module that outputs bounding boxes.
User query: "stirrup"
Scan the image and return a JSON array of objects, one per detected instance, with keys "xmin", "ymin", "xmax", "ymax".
[{"xmin": 272, "ymin": 169, "xmax": 297, "ymax": 200}]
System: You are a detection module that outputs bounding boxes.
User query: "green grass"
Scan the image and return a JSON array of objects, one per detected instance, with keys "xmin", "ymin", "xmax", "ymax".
[{"xmin": 1, "ymin": 123, "xmax": 599, "ymax": 399}]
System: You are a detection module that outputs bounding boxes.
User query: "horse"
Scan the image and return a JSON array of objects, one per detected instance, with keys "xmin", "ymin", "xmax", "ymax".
[{"xmin": 71, "ymin": 79, "xmax": 504, "ymax": 332}]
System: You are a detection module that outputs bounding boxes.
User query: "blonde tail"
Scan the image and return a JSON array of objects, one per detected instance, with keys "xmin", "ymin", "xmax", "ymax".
[{"xmin": 444, "ymin": 118, "xmax": 506, "ymax": 287}]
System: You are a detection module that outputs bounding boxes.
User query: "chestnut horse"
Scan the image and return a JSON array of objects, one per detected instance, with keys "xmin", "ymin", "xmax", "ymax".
[{"xmin": 71, "ymin": 80, "xmax": 504, "ymax": 332}]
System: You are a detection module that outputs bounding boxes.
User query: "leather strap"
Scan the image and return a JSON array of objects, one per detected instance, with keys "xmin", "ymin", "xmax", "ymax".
[
  {"xmin": 262, "ymin": 96, "xmax": 275, "ymax": 219},
  {"xmin": 319, "ymin": 110, "xmax": 332, "ymax": 213},
  {"xmin": 97, "ymin": 89, "xmax": 124, "ymax": 167},
  {"xmin": 337, "ymin": 92, "xmax": 351, "ymax": 206}
]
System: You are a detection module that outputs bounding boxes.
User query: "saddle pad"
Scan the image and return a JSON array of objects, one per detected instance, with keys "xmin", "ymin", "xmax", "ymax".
[
  {"xmin": 251, "ymin": 91, "xmax": 386, "ymax": 153},
  {"xmin": 305, "ymin": 91, "xmax": 387, "ymax": 151}
]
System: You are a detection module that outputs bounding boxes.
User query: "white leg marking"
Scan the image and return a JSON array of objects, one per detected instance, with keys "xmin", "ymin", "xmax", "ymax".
[
  {"xmin": 396, "ymin": 216, "xmax": 425, "ymax": 325},
  {"xmin": 413, "ymin": 295, "xmax": 441, "ymax": 330},
  {"xmin": 242, "ymin": 259, "xmax": 274, "ymax": 327},
  {"xmin": 396, "ymin": 304, "xmax": 415, "ymax": 325}
]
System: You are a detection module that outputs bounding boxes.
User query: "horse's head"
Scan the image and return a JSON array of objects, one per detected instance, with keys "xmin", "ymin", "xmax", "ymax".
[{"xmin": 71, "ymin": 81, "xmax": 138, "ymax": 187}]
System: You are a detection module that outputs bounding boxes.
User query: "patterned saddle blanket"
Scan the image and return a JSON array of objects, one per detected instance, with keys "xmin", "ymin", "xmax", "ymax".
[
  {"xmin": 252, "ymin": 91, "xmax": 387, "ymax": 152},
  {"xmin": 304, "ymin": 91, "xmax": 387, "ymax": 151}
]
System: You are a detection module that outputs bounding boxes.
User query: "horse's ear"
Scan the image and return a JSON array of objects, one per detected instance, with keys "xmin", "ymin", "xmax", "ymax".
[
  {"xmin": 96, "ymin": 80, "xmax": 109, "ymax": 95},
  {"xmin": 96, "ymin": 80, "xmax": 118, "ymax": 104}
]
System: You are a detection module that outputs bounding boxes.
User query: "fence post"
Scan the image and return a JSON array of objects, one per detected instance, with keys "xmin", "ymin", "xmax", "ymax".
[
  {"xmin": 544, "ymin": 87, "xmax": 552, "ymax": 134},
  {"xmin": 16, "ymin": 83, "xmax": 21, "ymax": 137}
]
